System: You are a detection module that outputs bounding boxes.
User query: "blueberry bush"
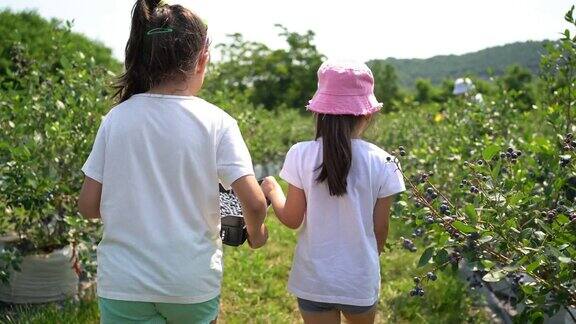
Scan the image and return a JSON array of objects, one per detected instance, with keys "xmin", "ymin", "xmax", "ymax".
[
  {"xmin": 2, "ymin": 5, "xmax": 576, "ymax": 323},
  {"xmin": 363, "ymin": 8, "xmax": 576, "ymax": 322},
  {"xmin": 0, "ymin": 11, "xmax": 117, "ymax": 282}
]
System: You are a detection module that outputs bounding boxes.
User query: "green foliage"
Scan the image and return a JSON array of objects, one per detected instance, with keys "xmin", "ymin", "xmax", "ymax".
[
  {"xmin": 368, "ymin": 61, "xmax": 402, "ymax": 112},
  {"xmin": 362, "ymin": 10, "xmax": 576, "ymax": 318},
  {"xmin": 205, "ymin": 25, "xmax": 324, "ymax": 110},
  {"xmin": 2, "ymin": 5, "xmax": 576, "ymax": 323},
  {"xmin": 0, "ymin": 10, "xmax": 115, "ymax": 266},
  {"xmin": 414, "ymin": 79, "xmax": 438, "ymax": 104},
  {"xmin": 499, "ymin": 65, "xmax": 536, "ymax": 111}
]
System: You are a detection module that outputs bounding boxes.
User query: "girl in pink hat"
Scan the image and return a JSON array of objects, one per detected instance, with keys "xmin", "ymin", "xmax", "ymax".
[{"xmin": 261, "ymin": 60, "xmax": 406, "ymax": 324}]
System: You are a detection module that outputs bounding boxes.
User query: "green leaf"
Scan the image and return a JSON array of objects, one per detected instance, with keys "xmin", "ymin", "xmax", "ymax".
[
  {"xmin": 482, "ymin": 144, "xmax": 500, "ymax": 161},
  {"xmin": 478, "ymin": 235, "xmax": 493, "ymax": 244},
  {"xmin": 565, "ymin": 5, "xmax": 574, "ymax": 23},
  {"xmin": 534, "ymin": 231, "xmax": 545, "ymax": 241},
  {"xmin": 491, "ymin": 160, "xmax": 502, "ymax": 179},
  {"xmin": 558, "ymin": 256, "xmax": 572, "ymax": 264},
  {"xmin": 534, "ymin": 219, "xmax": 553, "ymax": 234},
  {"xmin": 434, "ymin": 249, "xmax": 449, "ymax": 264},
  {"xmin": 556, "ymin": 214, "xmax": 570, "ymax": 225},
  {"xmin": 418, "ymin": 247, "xmax": 435, "ymax": 267},
  {"xmin": 481, "ymin": 259, "xmax": 494, "ymax": 270},
  {"xmin": 452, "ymin": 221, "xmax": 477, "ymax": 234},
  {"xmin": 482, "ymin": 269, "xmax": 506, "ymax": 282},
  {"xmin": 60, "ymin": 57, "xmax": 72, "ymax": 70},
  {"xmin": 558, "ymin": 243, "xmax": 570, "ymax": 251},
  {"xmin": 526, "ymin": 259, "xmax": 542, "ymax": 273},
  {"xmin": 463, "ymin": 204, "xmax": 478, "ymax": 225}
]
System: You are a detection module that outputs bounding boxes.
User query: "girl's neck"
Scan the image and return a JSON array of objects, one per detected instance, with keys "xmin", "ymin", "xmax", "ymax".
[{"xmin": 148, "ymin": 76, "xmax": 203, "ymax": 97}]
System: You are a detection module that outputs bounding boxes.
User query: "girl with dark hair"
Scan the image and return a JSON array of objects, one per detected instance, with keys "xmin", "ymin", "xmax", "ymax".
[
  {"xmin": 78, "ymin": 1, "xmax": 268, "ymax": 323},
  {"xmin": 261, "ymin": 61, "xmax": 406, "ymax": 324}
]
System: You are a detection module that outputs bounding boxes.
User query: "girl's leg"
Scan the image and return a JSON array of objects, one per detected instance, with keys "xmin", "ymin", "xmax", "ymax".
[
  {"xmin": 98, "ymin": 297, "xmax": 166, "ymax": 324},
  {"xmin": 341, "ymin": 306, "xmax": 377, "ymax": 324},
  {"xmin": 298, "ymin": 298, "xmax": 341, "ymax": 324},
  {"xmin": 300, "ymin": 310, "xmax": 341, "ymax": 324}
]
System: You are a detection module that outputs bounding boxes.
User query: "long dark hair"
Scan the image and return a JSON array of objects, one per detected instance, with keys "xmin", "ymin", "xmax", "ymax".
[
  {"xmin": 114, "ymin": 0, "xmax": 208, "ymax": 103},
  {"xmin": 315, "ymin": 114, "xmax": 364, "ymax": 196}
]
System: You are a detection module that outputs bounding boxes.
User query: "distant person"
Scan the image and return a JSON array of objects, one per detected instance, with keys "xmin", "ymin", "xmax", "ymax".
[
  {"xmin": 261, "ymin": 61, "xmax": 406, "ymax": 324},
  {"xmin": 453, "ymin": 77, "xmax": 484, "ymax": 104},
  {"xmin": 78, "ymin": 1, "xmax": 268, "ymax": 323}
]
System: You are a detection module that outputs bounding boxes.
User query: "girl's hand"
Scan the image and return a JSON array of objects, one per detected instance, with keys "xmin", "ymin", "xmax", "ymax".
[
  {"xmin": 247, "ymin": 223, "xmax": 268, "ymax": 249},
  {"xmin": 260, "ymin": 176, "xmax": 282, "ymax": 198}
]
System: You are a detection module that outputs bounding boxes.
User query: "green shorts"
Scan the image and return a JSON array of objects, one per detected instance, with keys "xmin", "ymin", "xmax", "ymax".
[{"xmin": 98, "ymin": 296, "xmax": 220, "ymax": 324}]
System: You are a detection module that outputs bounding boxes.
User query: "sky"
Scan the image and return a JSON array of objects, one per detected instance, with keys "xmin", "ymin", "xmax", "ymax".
[{"xmin": 1, "ymin": 0, "xmax": 574, "ymax": 62}]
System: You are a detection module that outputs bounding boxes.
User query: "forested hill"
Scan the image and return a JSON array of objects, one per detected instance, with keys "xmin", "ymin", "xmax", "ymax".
[{"xmin": 367, "ymin": 40, "xmax": 550, "ymax": 87}]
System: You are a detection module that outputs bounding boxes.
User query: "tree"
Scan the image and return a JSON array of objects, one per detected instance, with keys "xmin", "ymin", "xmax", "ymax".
[
  {"xmin": 205, "ymin": 26, "xmax": 324, "ymax": 110},
  {"xmin": 499, "ymin": 65, "xmax": 535, "ymax": 111},
  {"xmin": 370, "ymin": 62, "xmax": 401, "ymax": 112},
  {"xmin": 414, "ymin": 79, "xmax": 437, "ymax": 104}
]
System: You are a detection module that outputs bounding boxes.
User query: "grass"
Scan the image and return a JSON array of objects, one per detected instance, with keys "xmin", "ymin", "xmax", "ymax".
[{"xmin": 1, "ymin": 213, "xmax": 493, "ymax": 323}]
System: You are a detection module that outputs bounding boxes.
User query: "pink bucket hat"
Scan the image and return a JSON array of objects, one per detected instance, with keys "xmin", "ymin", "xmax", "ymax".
[{"xmin": 307, "ymin": 60, "xmax": 382, "ymax": 116}]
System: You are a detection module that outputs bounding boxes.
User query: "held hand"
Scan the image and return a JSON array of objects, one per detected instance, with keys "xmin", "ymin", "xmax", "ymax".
[
  {"xmin": 260, "ymin": 176, "xmax": 282, "ymax": 199},
  {"xmin": 247, "ymin": 224, "xmax": 268, "ymax": 249}
]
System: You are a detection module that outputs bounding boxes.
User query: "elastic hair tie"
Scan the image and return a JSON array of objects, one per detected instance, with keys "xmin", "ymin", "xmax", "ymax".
[{"xmin": 146, "ymin": 27, "xmax": 173, "ymax": 36}]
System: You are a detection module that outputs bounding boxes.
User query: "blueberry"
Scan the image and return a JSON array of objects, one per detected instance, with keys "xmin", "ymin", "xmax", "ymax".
[
  {"xmin": 468, "ymin": 232, "xmax": 480, "ymax": 240},
  {"xmin": 413, "ymin": 277, "xmax": 420, "ymax": 284},
  {"xmin": 426, "ymin": 272, "xmax": 437, "ymax": 281}
]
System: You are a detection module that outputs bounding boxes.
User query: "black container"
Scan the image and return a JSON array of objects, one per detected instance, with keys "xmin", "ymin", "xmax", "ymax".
[
  {"xmin": 219, "ymin": 181, "xmax": 270, "ymax": 247},
  {"xmin": 219, "ymin": 184, "xmax": 248, "ymax": 246}
]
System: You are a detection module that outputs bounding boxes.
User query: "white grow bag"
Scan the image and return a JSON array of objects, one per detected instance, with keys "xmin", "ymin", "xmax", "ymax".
[{"xmin": 0, "ymin": 245, "xmax": 79, "ymax": 303}]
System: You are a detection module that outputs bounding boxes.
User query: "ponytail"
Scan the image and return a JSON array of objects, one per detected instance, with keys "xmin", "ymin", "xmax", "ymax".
[
  {"xmin": 315, "ymin": 114, "xmax": 363, "ymax": 196},
  {"xmin": 114, "ymin": 0, "xmax": 208, "ymax": 103}
]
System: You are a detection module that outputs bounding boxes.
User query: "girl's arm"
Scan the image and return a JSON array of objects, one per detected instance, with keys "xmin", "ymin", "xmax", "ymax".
[
  {"xmin": 78, "ymin": 176, "xmax": 102, "ymax": 219},
  {"xmin": 373, "ymin": 196, "xmax": 395, "ymax": 254},
  {"xmin": 231, "ymin": 175, "xmax": 269, "ymax": 249},
  {"xmin": 261, "ymin": 176, "xmax": 305, "ymax": 229}
]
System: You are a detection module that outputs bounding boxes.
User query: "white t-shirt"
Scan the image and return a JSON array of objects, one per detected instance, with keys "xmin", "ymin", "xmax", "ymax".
[
  {"xmin": 82, "ymin": 93, "xmax": 254, "ymax": 303},
  {"xmin": 279, "ymin": 139, "xmax": 405, "ymax": 306}
]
